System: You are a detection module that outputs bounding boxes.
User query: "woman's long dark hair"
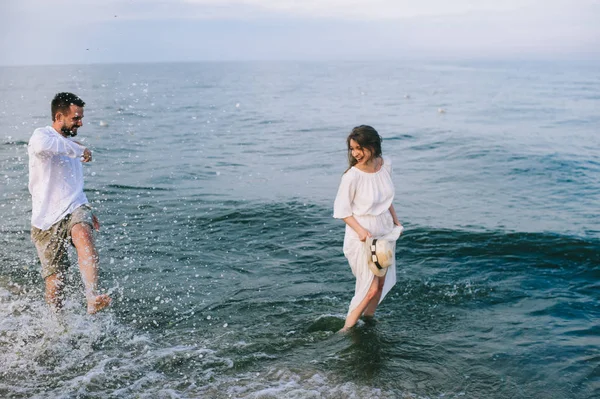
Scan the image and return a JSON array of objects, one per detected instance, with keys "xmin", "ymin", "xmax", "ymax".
[{"xmin": 346, "ymin": 125, "xmax": 382, "ymax": 171}]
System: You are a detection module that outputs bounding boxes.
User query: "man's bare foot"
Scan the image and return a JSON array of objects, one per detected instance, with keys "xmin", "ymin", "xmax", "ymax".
[{"xmin": 87, "ymin": 294, "xmax": 112, "ymax": 314}]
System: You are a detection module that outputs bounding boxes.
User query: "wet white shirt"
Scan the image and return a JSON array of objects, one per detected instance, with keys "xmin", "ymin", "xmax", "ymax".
[{"xmin": 28, "ymin": 126, "xmax": 89, "ymax": 230}]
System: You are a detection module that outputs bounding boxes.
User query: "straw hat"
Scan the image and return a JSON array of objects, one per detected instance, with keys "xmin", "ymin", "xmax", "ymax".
[{"xmin": 366, "ymin": 238, "xmax": 394, "ymax": 277}]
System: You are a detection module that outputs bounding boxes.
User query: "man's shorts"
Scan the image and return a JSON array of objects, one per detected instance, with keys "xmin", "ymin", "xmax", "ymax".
[{"xmin": 31, "ymin": 205, "xmax": 95, "ymax": 279}]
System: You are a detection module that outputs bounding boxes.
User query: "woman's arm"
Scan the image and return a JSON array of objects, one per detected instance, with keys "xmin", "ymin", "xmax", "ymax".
[
  {"xmin": 342, "ymin": 215, "xmax": 371, "ymax": 241},
  {"xmin": 389, "ymin": 204, "xmax": 402, "ymax": 227}
]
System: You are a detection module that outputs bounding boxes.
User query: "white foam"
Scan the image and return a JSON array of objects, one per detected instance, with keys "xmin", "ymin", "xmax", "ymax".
[
  {"xmin": 211, "ymin": 367, "xmax": 411, "ymax": 399},
  {"xmin": 0, "ymin": 281, "xmax": 424, "ymax": 398}
]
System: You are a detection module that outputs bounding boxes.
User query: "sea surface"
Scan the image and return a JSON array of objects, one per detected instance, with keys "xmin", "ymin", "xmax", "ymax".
[{"xmin": 0, "ymin": 60, "xmax": 598, "ymax": 398}]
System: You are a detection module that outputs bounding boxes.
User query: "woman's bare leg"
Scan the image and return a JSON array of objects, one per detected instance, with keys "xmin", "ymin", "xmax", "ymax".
[
  {"xmin": 340, "ymin": 276, "xmax": 382, "ymax": 332},
  {"xmin": 363, "ymin": 273, "xmax": 386, "ymax": 317}
]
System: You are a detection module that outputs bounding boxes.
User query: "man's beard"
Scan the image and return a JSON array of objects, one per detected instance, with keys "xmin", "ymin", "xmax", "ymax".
[{"xmin": 61, "ymin": 126, "xmax": 77, "ymax": 137}]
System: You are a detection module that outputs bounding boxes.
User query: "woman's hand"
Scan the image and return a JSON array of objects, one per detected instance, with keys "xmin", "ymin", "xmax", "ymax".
[
  {"xmin": 343, "ymin": 216, "xmax": 371, "ymax": 242},
  {"xmin": 357, "ymin": 227, "xmax": 372, "ymax": 242}
]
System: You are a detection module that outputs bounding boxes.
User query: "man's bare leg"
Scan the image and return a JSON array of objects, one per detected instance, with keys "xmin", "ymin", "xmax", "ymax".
[
  {"xmin": 45, "ymin": 272, "xmax": 65, "ymax": 311},
  {"xmin": 71, "ymin": 223, "xmax": 111, "ymax": 314}
]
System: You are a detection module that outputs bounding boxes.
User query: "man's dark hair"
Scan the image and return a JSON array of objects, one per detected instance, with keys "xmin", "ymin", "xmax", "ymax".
[{"xmin": 51, "ymin": 92, "xmax": 85, "ymax": 121}]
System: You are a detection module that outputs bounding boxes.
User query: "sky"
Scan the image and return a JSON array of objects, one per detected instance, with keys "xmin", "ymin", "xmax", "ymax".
[{"xmin": 1, "ymin": 0, "xmax": 599, "ymax": 65}]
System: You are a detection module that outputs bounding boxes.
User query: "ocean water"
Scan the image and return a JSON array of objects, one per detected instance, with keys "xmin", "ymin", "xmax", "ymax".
[{"xmin": 0, "ymin": 60, "xmax": 598, "ymax": 398}]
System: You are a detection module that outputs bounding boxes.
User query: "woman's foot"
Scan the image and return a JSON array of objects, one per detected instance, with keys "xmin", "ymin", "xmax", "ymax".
[
  {"xmin": 361, "ymin": 315, "xmax": 378, "ymax": 325},
  {"xmin": 87, "ymin": 294, "xmax": 112, "ymax": 314},
  {"xmin": 338, "ymin": 323, "xmax": 356, "ymax": 334}
]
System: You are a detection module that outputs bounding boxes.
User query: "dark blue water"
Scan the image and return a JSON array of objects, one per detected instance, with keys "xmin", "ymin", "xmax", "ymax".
[{"xmin": 0, "ymin": 61, "xmax": 598, "ymax": 398}]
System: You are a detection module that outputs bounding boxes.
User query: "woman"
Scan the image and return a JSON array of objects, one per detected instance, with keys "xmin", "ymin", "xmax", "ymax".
[{"xmin": 333, "ymin": 125, "xmax": 403, "ymax": 332}]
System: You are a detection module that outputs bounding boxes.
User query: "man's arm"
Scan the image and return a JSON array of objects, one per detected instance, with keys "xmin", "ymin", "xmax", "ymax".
[{"xmin": 29, "ymin": 129, "xmax": 86, "ymax": 159}]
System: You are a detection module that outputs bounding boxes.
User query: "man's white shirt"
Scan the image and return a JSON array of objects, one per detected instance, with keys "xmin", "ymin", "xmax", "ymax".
[{"xmin": 28, "ymin": 126, "xmax": 89, "ymax": 230}]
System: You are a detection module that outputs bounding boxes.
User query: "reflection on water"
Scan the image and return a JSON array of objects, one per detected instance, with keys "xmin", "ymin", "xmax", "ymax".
[{"xmin": 340, "ymin": 319, "xmax": 386, "ymax": 381}]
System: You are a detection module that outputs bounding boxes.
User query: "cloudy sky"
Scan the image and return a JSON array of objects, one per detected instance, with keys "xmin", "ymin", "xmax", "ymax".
[{"xmin": 1, "ymin": 0, "xmax": 599, "ymax": 65}]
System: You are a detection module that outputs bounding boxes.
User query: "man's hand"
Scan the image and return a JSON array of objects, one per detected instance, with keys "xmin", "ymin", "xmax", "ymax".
[{"xmin": 82, "ymin": 148, "xmax": 92, "ymax": 163}]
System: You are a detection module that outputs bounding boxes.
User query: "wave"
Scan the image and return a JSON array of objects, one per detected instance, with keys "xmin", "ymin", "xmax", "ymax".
[
  {"xmin": 104, "ymin": 184, "xmax": 171, "ymax": 192},
  {"xmin": 403, "ymin": 227, "xmax": 600, "ymax": 265},
  {"xmin": 83, "ymin": 195, "xmax": 600, "ymax": 266},
  {"xmin": 2, "ymin": 140, "xmax": 28, "ymax": 146},
  {"xmin": 182, "ymin": 200, "xmax": 600, "ymax": 256}
]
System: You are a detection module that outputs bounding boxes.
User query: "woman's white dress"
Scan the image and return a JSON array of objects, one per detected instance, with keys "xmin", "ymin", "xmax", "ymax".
[{"xmin": 333, "ymin": 156, "xmax": 401, "ymax": 316}]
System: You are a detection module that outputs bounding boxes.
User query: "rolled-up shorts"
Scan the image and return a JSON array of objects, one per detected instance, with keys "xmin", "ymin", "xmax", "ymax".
[{"xmin": 31, "ymin": 205, "xmax": 95, "ymax": 279}]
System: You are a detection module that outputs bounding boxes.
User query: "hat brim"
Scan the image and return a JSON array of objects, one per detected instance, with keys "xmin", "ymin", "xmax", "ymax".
[
  {"xmin": 368, "ymin": 261, "xmax": 388, "ymax": 277},
  {"xmin": 366, "ymin": 238, "xmax": 394, "ymax": 277}
]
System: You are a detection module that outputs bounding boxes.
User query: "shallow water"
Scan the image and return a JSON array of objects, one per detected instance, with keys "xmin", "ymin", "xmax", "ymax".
[{"xmin": 0, "ymin": 60, "xmax": 599, "ymax": 398}]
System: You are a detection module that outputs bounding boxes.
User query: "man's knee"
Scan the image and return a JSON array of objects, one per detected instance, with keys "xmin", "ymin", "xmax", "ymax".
[
  {"xmin": 70, "ymin": 223, "xmax": 97, "ymax": 260},
  {"xmin": 71, "ymin": 221, "xmax": 93, "ymax": 234},
  {"xmin": 71, "ymin": 222, "xmax": 94, "ymax": 244}
]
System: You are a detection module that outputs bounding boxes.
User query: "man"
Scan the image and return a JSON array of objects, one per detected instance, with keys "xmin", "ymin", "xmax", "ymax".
[{"xmin": 28, "ymin": 92, "xmax": 111, "ymax": 314}]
